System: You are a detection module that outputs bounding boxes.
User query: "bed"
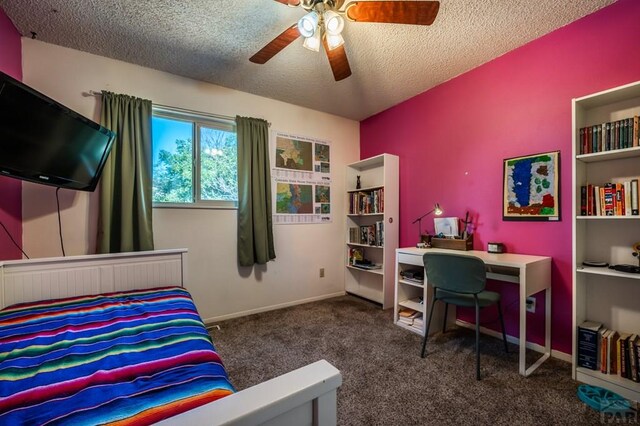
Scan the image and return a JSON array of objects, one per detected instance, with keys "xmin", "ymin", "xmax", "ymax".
[{"xmin": 0, "ymin": 249, "xmax": 341, "ymax": 425}]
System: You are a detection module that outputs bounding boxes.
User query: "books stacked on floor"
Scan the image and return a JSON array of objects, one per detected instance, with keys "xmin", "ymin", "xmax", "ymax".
[
  {"xmin": 580, "ymin": 180, "xmax": 639, "ymax": 216},
  {"xmin": 398, "ymin": 308, "xmax": 423, "ymax": 332},
  {"xmin": 578, "ymin": 116, "xmax": 639, "ymax": 155},
  {"xmin": 348, "ymin": 188, "xmax": 384, "ymax": 214},
  {"xmin": 577, "ymin": 321, "xmax": 640, "ymax": 383}
]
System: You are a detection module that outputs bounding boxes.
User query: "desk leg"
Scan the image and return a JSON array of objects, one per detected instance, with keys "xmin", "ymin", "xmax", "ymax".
[
  {"xmin": 522, "ymin": 287, "xmax": 552, "ymax": 377},
  {"xmin": 519, "ymin": 275, "xmax": 527, "ymax": 376}
]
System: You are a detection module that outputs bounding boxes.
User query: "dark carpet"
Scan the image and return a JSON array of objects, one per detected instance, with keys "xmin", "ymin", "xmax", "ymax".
[{"xmin": 210, "ymin": 295, "xmax": 606, "ymax": 425}]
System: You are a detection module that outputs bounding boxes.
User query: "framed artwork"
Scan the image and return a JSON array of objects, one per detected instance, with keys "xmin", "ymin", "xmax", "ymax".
[{"xmin": 503, "ymin": 151, "xmax": 560, "ymax": 221}]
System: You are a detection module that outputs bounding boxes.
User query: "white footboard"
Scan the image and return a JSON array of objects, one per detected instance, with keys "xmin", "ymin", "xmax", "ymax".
[
  {"xmin": 0, "ymin": 249, "xmax": 187, "ymax": 309},
  {"xmin": 157, "ymin": 359, "xmax": 342, "ymax": 426}
]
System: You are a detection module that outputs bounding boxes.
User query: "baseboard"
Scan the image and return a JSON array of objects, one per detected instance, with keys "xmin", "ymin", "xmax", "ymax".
[
  {"xmin": 203, "ymin": 291, "xmax": 346, "ymax": 325},
  {"xmin": 455, "ymin": 320, "xmax": 571, "ymax": 363}
]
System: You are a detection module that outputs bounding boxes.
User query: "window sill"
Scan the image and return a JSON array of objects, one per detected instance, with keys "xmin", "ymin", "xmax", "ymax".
[{"xmin": 153, "ymin": 203, "xmax": 238, "ymax": 210}]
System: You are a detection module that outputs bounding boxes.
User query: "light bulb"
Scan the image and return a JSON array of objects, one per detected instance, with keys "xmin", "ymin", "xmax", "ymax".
[
  {"xmin": 323, "ymin": 10, "xmax": 344, "ymax": 36},
  {"xmin": 303, "ymin": 31, "xmax": 321, "ymax": 52},
  {"xmin": 298, "ymin": 11, "xmax": 319, "ymax": 38},
  {"xmin": 326, "ymin": 33, "xmax": 344, "ymax": 50}
]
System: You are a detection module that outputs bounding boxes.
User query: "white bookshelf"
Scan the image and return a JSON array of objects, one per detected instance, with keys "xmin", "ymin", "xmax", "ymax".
[
  {"xmin": 572, "ymin": 80, "xmax": 640, "ymax": 401},
  {"xmin": 345, "ymin": 154, "xmax": 398, "ymax": 309}
]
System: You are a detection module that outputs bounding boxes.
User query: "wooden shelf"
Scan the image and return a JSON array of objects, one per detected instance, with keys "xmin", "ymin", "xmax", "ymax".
[
  {"xmin": 346, "ymin": 185, "xmax": 384, "ymax": 193},
  {"xmin": 576, "ymin": 215, "xmax": 640, "ymax": 220},
  {"xmin": 576, "ymin": 367, "xmax": 640, "ymax": 402},
  {"xmin": 398, "ymin": 279, "xmax": 424, "ymax": 288},
  {"xmin": 398, "ymin": 298, "xmax": 424, "ymax": 312},
  {"xmin": 346, "ymin": 242, "xmax": 383, "ymax": 248},
  {"xmin": 347, "ymin": 213, "xmax": 384, "ymax": 217},
  {"xmin": 576, "ymin": 146, "xmax": 640, "ymax": 163},
  {"xmin": 346, "ymin": 265, "xmax": 384, "ymax": 275},
  {"xmin": 395, "ymin": 321, "xmax": 423, "ymax": 335},
  {"xmin": 577, "ymin": 266, "xmax": 640, "ymax": 280}
]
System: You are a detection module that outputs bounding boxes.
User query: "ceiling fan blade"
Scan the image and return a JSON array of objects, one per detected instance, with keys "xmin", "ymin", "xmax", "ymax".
[
  {"xmin": 250, "ymin": 24, "xmax": 300, "ymax": 64},
  {"xmin": 323, "ymin": 37, "xmax": 352, "ymax": 81},
  {"xmin": 273, "ymin": 0, "xmax": 301, "ymax": 5},
  {"xmin": 345, "ymin": 1, "xmax": 440, "ymax": 25}
]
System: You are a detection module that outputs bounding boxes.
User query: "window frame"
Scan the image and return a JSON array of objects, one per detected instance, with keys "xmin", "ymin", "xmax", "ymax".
[{"xmin": 151, "ymin": 106, "xmax": 238, "ymax": 210}]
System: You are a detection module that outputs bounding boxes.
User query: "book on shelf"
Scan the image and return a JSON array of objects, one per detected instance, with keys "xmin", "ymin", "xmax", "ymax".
[
  {"xmin": 348, "ymin": 227, "xmax": 360, "ymax": 244},
  {"xmin": 632, "ymin": 180, "xmax": 639, "ymax": 215},
  {"xmin": 577, "ymin": 323, "xmax": 640, "ymax": 382},
  {"xmin": 594, "ymin": 185, "xmax": 601, "ymax": 218},
  {"xmin": 398, "ymin": 308, "xmax": 422, "ymax": 326},
  {"xmin": 604, "ymin": 183, "xmax": 614, "ymax": 216},
  {"xmin": 356, "ymin": 222, "xmax": 384, "ymax": 246},
  {"xmin": 577, "ymin": 321, "xmax": 602, "ymax": 370},
  {"xmin": 579, "ymin": 179, "xmax": 639, "ymax": 216},
  {"xmin": 398, "ymin": 308, "xmax": 420, "ymax": 319},
  {"xmin": 624, "ymin": 181, "xmax": 632, "ymax": 216},
  {"xmin": 619, "ymin": 332, "xmax": 632, "ymax": 379},
  {"xmin": 608, "ymin": 330, "xmax": 619, "ymax": 375},
  {"xmin": 630, "ymin": 334, "xmax": 639, "ymax": 382},
  {"xmin": 599, "ymin": 328, "xmax": 610, "ymax": 374},
  {"xmin": 636, "ymin": 336, "xmax": 640, "ymax": 382},
  {"xmin": 349, "ymin": 188, "xmax": 384, "ymax": 215},
  {"xmin": 578, "ymin": 115, "xmax": 639, "ymax": 154}
]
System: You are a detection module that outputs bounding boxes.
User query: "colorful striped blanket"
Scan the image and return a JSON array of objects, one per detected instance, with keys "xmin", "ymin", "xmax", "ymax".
[{"xmin": 0, "ymin": 286, "xmax": 235, "ymax": 425}]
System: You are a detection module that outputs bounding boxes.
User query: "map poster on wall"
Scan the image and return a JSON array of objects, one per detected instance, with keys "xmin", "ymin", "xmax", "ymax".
[
  {"xmin": 273, "ymin": 132, "xmax": 331, "ymax": 182},
  {"xmin": 272, "ymin": 131, "xmax": 332, "ymax": 224},
  {"xmin": 273, "ymin": 179, "xmax": 332, "ymax": 224}
]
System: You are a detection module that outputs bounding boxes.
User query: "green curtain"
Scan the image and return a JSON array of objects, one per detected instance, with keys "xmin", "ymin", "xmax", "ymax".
[
  {"xmin": 236, "ymin": 116, "xmax": 276, "ymax": 266},
  {"xmin": 97, "ymin": 91, "xmax": 154, "ymax": 253}
]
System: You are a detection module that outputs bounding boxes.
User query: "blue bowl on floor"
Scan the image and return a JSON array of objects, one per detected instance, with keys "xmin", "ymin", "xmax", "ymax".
[{"xmin": 577, "ymin": 384, "xmax": 631, "ymax": 414}]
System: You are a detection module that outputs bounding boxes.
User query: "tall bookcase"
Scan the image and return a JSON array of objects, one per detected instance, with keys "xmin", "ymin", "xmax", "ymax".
[
  {"xmin": 572, "ymin": 81, "xmax": 640, "ymax": 401},
  {"xmin": 345, "ymin": 154, "xmax": 399, "ymax": 309}
]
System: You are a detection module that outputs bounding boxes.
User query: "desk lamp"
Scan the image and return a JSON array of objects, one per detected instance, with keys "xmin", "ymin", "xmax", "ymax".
[{"xmin": 412, "ymin": 203, "xmax": 443, "ymax": 244}]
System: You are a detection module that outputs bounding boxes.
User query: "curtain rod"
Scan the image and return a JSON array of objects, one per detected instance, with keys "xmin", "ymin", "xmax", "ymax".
[{"xmin": 83, "ymin": 90, "xmax": 255, "ymax": 125}]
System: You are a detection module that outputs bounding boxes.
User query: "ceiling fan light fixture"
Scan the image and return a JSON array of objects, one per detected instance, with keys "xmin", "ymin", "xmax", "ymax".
[
  {"xmin": 303, "ymin": 31, "xmax": 321, "ymax": 52},
  {"xmin": 325, "ymin": 33, "xmax": 344, "ymax": 50},
  {"xmin": 323, "ymin": 10, "xmax": 344, "ymax": 35},
  {"xmin": 298, "ymin": 11, "xmax": 319, "ymax": 38}
]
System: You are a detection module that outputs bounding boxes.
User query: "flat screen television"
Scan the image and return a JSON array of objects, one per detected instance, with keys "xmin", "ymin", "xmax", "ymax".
[{"xmin": 0, "ymin": 71, "xmax": 116, "ymax": 192}]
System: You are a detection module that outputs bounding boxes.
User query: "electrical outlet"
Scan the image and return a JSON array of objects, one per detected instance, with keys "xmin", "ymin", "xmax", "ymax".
[
  {"xmin": 526, "ymin": 297, "xmax": 536, "ymax": 313},
  {"xmin": 319, "ymin": 268, "xmax": 325, "ymax": 278}
]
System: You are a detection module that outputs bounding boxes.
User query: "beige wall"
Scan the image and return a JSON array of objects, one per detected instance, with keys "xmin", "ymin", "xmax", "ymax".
[{"xmin": 21, "ymin": 39, "xmax": 359, "ymax": 322}]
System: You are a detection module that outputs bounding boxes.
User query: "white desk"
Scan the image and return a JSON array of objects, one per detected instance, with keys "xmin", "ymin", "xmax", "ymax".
[{"xmin": 395, "ymin": 247, "xmax": 552, "ymax": 377}]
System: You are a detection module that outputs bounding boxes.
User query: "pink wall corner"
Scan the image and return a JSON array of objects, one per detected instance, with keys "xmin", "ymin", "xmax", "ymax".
[
  {"xmin": 360, "ymin": 0, "xmax": 640, "ymax": 355},
  {"xmin": 0, "ymin": 7, "xmax": 23, "ymax": 260}
]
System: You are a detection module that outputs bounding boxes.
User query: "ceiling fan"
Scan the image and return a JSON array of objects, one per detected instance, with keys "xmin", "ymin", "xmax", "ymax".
[{"xmin": 250, "ymin": 0, "xmax": 440, "ymax": 81}]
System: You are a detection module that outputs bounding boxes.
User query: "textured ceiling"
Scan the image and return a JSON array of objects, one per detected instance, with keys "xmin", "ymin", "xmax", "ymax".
[{"xmin": 0, "ymin": 0, "xmax": 615, "ymax": 121}]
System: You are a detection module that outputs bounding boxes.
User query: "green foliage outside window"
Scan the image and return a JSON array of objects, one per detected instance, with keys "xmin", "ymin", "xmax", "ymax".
[{"xmin": 152, "ymin": 115, "xmax": 237, "ymax": 204}]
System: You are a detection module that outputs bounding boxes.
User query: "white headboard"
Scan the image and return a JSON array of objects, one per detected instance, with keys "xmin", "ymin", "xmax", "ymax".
[{"xmin": 0, "ymin": 249, "xmax": 188, "ymax": 309}]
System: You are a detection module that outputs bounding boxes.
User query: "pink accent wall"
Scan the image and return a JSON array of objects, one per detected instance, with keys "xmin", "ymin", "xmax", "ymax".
[
  {"xmin": 0, "ymin": 7, "xmax": 23, "ymax": 260},
  {"xmin": 360, "ymin": 0, "xmax": 640, "ymax": 355}
]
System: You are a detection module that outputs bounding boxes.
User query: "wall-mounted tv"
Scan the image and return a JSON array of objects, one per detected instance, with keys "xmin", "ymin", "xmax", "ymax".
[{"xmin": 0, "ymin": 71, "xmax": 116, "ymax": 192}]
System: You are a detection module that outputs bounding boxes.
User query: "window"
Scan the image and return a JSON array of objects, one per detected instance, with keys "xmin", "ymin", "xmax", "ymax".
[{"xmin": 152, "ymin": 107, "xmax": 237, "ymax": 208}]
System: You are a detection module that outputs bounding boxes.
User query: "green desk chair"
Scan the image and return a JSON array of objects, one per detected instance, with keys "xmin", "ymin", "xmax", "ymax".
[{"xmin": 420, "ymin": 252, "xmax": 509, "ymax": 380}]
